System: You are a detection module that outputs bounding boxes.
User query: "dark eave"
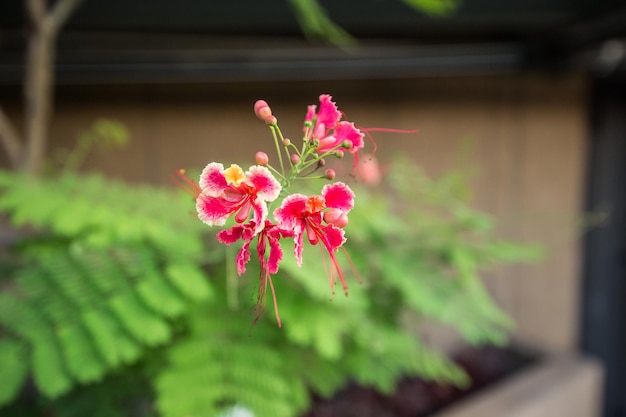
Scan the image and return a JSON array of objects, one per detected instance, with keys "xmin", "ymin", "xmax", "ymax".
[{"xmin": 0, "ymin": 0, "xmax": 625, "ymax": 85}]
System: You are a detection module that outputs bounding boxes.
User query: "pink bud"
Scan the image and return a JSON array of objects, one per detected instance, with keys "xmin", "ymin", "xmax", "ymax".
[
  {"xmin": 254, "ymin": 100, "xmax": 272, "ymax": 121},
  {"xmin": 265, "ymin": 115, "xmax": 278, "ymax": 126},
  {"xmin": 283, "ymin": 138, "xmax": 291, "ymax": 146},
  {"xmin": 255, "ymin": 151, "xmax": 269, "ymax": 166},
  {"xmin": 335, "ymin": 150, "xmax": 344, "ymax": 159},
  {"xmin": 324, "ymin": 208, "xmax": 349, "ymax": 228},
  {"xmin": 324, "ymin": 169, "xmax": 336, "ymax": 180},
  {"xmin": 291, "ymin": 154, "xmax": 300, "ymax": 165}
]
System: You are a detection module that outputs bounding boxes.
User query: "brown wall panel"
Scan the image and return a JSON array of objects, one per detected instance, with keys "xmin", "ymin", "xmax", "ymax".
[{"xmin": 1, "ymin": 74, "xmax": 588, "ymax": 351}]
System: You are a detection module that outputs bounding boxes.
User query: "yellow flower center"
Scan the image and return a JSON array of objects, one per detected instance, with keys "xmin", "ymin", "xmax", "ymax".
[{"xmin": 223, "ymin": 164, "xmax": 245, "ymax": 186}]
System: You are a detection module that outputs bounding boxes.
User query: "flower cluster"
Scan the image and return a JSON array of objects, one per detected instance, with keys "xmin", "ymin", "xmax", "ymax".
[{"xmin": 175, "ymin": 95, "xmax": 380, "ymax": 327}]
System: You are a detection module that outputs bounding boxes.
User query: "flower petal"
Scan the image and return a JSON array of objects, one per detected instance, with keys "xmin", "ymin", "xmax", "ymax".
[
  {"xmin": 250, "ymin": 197, "xmax": 269, "ymax": 234},
  {"xmin": 247, "ymin": 165, "xmax": 282, "ymax": 201},
  {"xmin": 321, "ymin": 225, "xmax": 346, "ymax": 252},
  {"xmin": 316, "ymin": 94, "xmax": 341, "ymax": 128},
  {"xmin": 293, "ymin": 224, "xmax": 305, "ymax": 267},
  {"xmin": 217, "ymin": 223, "xmax": 258, "ymax": 275},
  {"xmin": 305, "ymin": 105, "xmax": 317, "ymax": 123},
  {"xmin": 236, "ymin": 240, "xmax": 252, "ymax": 275},
  {"xmin": 196, "ymin": 194, "xmax": 237, "ymax": 226},
  {"xmin": 216, "ymin": 224, "xmax": 245, "ymax": 244},
  {"xmin": 266, "ymin": 232, "xmax": 284, "ymax": 274},
  {"xmin": 335, "ymin": 121, "xmax": 364, "ymax": 153},
  {"xmin": 198, "ymin": 162, "xmax": 227, "ymax": 195},
  {"xmin": 274, "ymin": 193, "xmax": 307, "ymax": 230},
  {"xmin": 316, "ymin": 135, "xmax": 339, "ymax": 153},
  {"xmin": 322, "ymin": 182, "xmax": 355, "ymax": 213}
]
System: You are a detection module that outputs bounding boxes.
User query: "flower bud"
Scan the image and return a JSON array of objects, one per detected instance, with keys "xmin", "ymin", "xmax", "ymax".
[
  {"xmin": 255, "ymin": 151, "xmax": 269, "ymax": 166},
  {"xmin": 254, "ymin": 100, "xmax": 272, "ymax": 121},
  {"xmin": 317, "ymin": 158, "xmax": 326, "ymax": 167},
  {"xmin": 283, "ymin": 138, "xmax": 291, "ymax": 146},
  {"xmin": 324, "ymin": 169, "xmax": 336, "ymax": 180},
  {"xmin": 342, "ymin": 140, "xmax": 352, "ymax": 149},
  {"xmin": 324, "ymin": 208, "xmax": 349, "ymax": 228},
  {"xmin": 335, "ymin": 150, "xmax": 344, "ymax": 159},
  {"xmin": 265, "ymin": 115, "xmax": 278, "ymax": 126},
  {"xmin": 291, "ymin": 154, "xmax": 300, "ymax": 165}
]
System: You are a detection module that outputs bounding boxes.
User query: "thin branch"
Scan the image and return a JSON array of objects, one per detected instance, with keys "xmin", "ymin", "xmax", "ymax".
[
  {"xmin": 0, "ymin": 107, "xmax": 24, "ymax": 168},
  {"xmin": 21, "ymin": 0, "xmax": 83, "ymax": 175},
  {"xmin": 44, "ymin": 0, "xmax": 84, "ymax": 35},
  {"xmin": 26, "ymin": 0, "xmax": 46, "ymax": 27}
]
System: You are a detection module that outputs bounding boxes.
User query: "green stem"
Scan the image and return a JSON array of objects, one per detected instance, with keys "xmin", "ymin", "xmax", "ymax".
[
  {"xmin": 269, "ymin": 126, "xmax": 285, "ymax": 177},
  {"xmin": 266, "ymin": 164, "xmax": 287, "ymax": 184},
  {"xmin": 295, "ymin": 174, "xmax": 326, "ymax": 180}
]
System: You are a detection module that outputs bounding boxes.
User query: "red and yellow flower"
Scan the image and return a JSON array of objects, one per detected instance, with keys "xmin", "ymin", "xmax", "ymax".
[
  {"xmin": 195, "ymin": 163, "xmax": 281, "ymax": 235},
  {"xmin": 274, "ymin": 182, "xmax": 355, "ymax": 295}
]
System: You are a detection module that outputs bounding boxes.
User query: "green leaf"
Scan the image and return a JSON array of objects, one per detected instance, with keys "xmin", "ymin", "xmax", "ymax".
[
  {"xmin": 402, "ymin": 0, "xmax": 460, "ymax": 16},
  {"xmin": 0, "ymin": 294, "xmax": 50, "ymax": 343},
  {"xmin": 136, "ymin": 270, "xmax": 188, "ymax": 317},
  {"xmin": 81, "ymin": 309, "xmax": 141, "ymax": 367},
  {"xmin": 0, "ymin": 339, "xmax": 29, "ymax": 406},
  {"xmin": 165, "ymin": 263, "xmax": 213, "ymax": 302},
  {"xmin": 32, "ymin": 334, "xmax": 73, "ymax": 398},
  {"xmin": 287, "ymin": 0, "xmax": 356, "ymax": 47},
  {"xmin": 57, "ymin": 322, "xmax": 108, "ymax": 383},
  {"xmin": 108, "ymin": 291, "xmax": 171, "ymax": 346}
]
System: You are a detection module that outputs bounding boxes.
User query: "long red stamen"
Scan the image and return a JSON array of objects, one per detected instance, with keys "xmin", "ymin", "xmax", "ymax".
[
  {"xmin": 250, "ymin": 277, "xmax": 266, "ymax": 334},
  {"xmin": 360, "ymin": 128, "xmax": 378, "ymax": 158},
  {"xmin": 329, "ymin": 250, "xmax": 348, "ymax": 295},
  {"xmin": 359, "ymin": 127, "xmax": 419, "ymax": 158},
  {"xmin": 267, "ymin": 273, "xmax": 281, "ymax": 328},
  {"xmin": 250, "ymin": 233, "xmax": 282, "ymax": 331},
  {"xmin": 170, "ymin": 169, "xmax": 202, "ymax": 197},
  {"xmin": 350, "ymin": 152, "xmax": 360, "ymax": 180},
  {"xmin": 341, "ymin": 247, "xmax": 362, "ymax": 284},
  {"xmin": 317, "ymin": 232, "xmax": 349, "ymax": 296},
  {"xmin": 362, "ymin": 127, "xmax": 419, "ymax": 133},
  {"xmin": 317, "ymin": 244, "xmax": 333, "ymax": 296}
]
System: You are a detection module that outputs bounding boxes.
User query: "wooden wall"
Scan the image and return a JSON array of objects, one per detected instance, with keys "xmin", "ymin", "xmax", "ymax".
[{"xmin": 2, "ymin": 73, "xmax": 588, "ymax": 352}]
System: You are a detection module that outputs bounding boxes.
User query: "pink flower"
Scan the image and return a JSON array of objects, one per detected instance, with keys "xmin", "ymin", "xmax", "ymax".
[
  {"xmin": 217, "ymin": 220, "xmax": 293, "ymax": 327},
  {"xmin": 357, "ymin": 154, "xmax": 382, "ymax": 186},
  {"xmin": 305, "ymin": 94, "xmax": 364, "ymax": 155},
  {"xmin": 274, "ymin": 182, "xmax": 355, "ymax": 295},
  {"xmin": 196, "ymin": 163, "xmax": 281, "ymax": 234}
]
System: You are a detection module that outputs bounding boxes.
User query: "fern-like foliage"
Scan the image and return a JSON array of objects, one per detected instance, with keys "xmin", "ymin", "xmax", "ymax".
[
  {"xmin": 0, "ymin": 158, "xmax": 542, "ymax": 417},
  {"xmin": 157, "ymin": 298, "xmax": 310, "ymax": 417},
  {"xmin": 348, "ymin": 159, "xmax": 544, "ymax": 345},
  {"xmin": 156, "ymin": 271, "xmax": 466, "ymax": 417},
  {"xmin": 154, "ymin": 160, "xmax": 540, "ymax": 417},
  {"xmin": 0, "ymin": 171, "xmax": 213, "ymax": 407}
]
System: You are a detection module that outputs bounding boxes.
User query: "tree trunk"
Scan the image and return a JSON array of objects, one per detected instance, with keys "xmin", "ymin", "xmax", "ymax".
[{"xmin": 23, "ymin": 28, "xmax": 55, "ymax": 175}]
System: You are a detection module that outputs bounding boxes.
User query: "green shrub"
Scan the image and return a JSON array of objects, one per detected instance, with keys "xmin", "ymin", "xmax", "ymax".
[{"xmin": 0, "ymin": 156, "xmax": 542, "ymax": 416}]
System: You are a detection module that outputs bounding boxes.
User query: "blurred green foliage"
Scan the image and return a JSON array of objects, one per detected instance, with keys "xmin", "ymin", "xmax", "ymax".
[
  {"xmin": 0, "ymin": 150, "xmax": 542, "ymax": 416},
  {"xmin": 49, "ymin": 119, "xmax": 130, "ymax": 174},
  {"xmin": 288, "ymin": 0, "xmax": 460, "ymax": 46}
]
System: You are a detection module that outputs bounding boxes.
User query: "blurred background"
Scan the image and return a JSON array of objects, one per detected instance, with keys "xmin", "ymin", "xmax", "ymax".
[{"xmin": 0, "ymin": 1, "xmax": 625, "ymax": 416}]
